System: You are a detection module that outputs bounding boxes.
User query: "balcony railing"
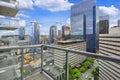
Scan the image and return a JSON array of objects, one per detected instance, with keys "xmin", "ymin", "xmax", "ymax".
[
  {"xmin": 0, "ymin": 18, "xmax": 19, "ymax": 30},
  {"xmin": 0, "ymin": 45, "xmax": 120, "ymax": 80}
]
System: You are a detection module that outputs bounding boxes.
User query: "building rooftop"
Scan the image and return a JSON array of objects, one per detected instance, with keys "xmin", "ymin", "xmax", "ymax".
[{"xmin": 57, "ymin": 39, "xmax": 84, "ymax": 44}]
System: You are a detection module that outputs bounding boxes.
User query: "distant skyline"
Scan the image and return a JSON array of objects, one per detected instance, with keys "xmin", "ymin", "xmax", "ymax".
[{"xmin": 0, "ymin": 0, "xmax": 120, "ymax": 35}]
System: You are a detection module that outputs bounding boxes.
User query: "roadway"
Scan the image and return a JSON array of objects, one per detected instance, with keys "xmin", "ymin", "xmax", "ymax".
[{"xmin": 79, "ymin": 60, "xmax": 98, "ymax": 80}]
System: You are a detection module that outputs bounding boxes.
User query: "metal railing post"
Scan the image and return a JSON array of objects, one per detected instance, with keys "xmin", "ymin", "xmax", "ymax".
[
  {"xmin": 41, "ymin": 46, "xmax": 43, "ymax": 73},
  {"xmin": 66, "ymin": 51, "xmax": 69, "ymax": 80},
  {"xmin": 21, "ymin": 49, "xmax": 24, "ymax": 80}
]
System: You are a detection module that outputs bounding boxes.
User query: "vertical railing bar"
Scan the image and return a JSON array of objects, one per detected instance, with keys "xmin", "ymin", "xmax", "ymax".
[
  {"xmin": 41, "ymin": 46, "xmax": 43, "ymax": 73},
  {"xmin": 21, "ymin": 49, "xmax": 24, "ymax": 80},
  {"xmin": 66, "ymin": 51, "xmax": 69, "ymax": 80}
]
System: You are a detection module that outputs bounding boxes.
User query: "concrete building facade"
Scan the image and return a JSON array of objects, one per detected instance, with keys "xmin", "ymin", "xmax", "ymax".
[
  {"xmin": 109, "ymin": 27, "xmax": 120, "ymax": 34},
  {"xmin": 62, "ymin": 26, "xmax": 70, "ymax": 40},
  {"xmin": 118, "ymin": 20, "xmax": 120, "ymax": 27},
  {"xmin": 54, "ymin": 40, "xmax": 86, "ymax": 68},
  {"xmin": 99, "ymin": 27, "xmax": 120, "ymax": 80}
]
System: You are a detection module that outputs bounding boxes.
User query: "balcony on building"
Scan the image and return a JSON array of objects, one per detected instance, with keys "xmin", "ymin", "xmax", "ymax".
[
  {"xmin": 0, "ymin": 0, "xmax": 19, "ymax": 17},
  {"xmin": 0, "ymin": 17, "xmax": 19, "ymax": 30}
]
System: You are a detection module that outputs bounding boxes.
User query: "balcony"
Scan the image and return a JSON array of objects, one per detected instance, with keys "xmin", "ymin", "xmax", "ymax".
[
  {"xmin": 0, "ymin": 45, "xmax": 120, "ymax": 80},
  {"xmin": 0, "ymin": 18, "xmax": 19, "ymax": 30},
  {"xmin": 0, "ymin": 0, "xmax": 19, "ymax": 17}
]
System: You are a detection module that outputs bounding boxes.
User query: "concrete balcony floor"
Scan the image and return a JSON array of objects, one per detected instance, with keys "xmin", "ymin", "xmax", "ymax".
[{"xmin": 25, "ymin": 73, "xmax": 51, "ymax": 80}]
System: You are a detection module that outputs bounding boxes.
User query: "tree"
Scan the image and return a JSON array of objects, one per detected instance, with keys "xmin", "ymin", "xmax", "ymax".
[
  {"xmin": 83, "ymin": 61, "xmax": 91, "ymax": 69},
  {"xmin": 92, "ymin": 69, "xmax": 97, "ymax": 77},
  {"xmin": 69, "ymin": 65, "xmax": 73, "ymax": 80},
  {"xmin": 80, "ymin": 67, "xmax": 86, "ymax": 73},
  {"xmin": 92, "ymin": 67, "xmax": 99, "ymax": 79},
  {"xmin": 23, "ymin": 69, "xmax": 28, "ymax": 75},
  {"xmin": 72, "ymin": 68, "xmax": 81, "ymax": 79},
  {"xmin": 88, "ymin": 78, "xmax": 92, "ymax": 80},
  {"xmin": 87, "ymin": 57, "xmax": 94, "ymax": 63}
]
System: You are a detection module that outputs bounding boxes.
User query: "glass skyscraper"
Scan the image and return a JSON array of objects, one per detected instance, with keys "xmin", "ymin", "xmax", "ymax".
[
  {"xmin": 71, "ymin": 0, "xmax": 98, "ymax": 52},
  {"xmin": 99, "ymin": 15, "xmax": 109, "ymax": 34},
  {"xmin": 49, "ymin": 25, "xmax": 57, "ymax": 44},
  {"xmin": 19, "ymin": 27, "xmax": 25, "ymax": 40},
  {"xmin": 30, "ymin": 21, "xmax": 40, "ymax": 45}
]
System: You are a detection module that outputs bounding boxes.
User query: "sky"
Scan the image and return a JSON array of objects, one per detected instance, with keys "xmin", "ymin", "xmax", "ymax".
[{"xmin": 0, "ymin": 0, "xmax": 120, "ymax": 35}]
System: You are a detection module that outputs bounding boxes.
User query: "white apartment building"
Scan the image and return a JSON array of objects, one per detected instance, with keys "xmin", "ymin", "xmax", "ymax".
[
  {"xmin": 99, "ymin": 27, "xmax": 120, "ymax": 80},
  {"xmin": 54, "ymin": 40, "xmax": 86, "ymax": 68}
]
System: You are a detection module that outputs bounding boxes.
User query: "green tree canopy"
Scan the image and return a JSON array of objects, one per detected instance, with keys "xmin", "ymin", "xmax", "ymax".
[
  {"xmin": 72, "ymin": 68, "xmax": 81, "ymax": 79},
  {"xmin": 80, "ymin": 67, "xmax": 86, "ymax": 73}
]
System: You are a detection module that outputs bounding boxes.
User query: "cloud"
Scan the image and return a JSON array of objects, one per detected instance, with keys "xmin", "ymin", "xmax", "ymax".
[
  {"xmin": 10, "ymin": 17, "xmax": 26, "ymax": 27},
  {"xmin": 0, "ymin": 15, "xmax": 5, "ymax": 18},
  {"xmin": 18, "ymin": 20, "xmax": 26, "ymax": 27},
  {"xmin": 66, "ymin": 18, "xmax": 70, "ymax": 26},
  {"xmin": 17, "ymin": 0, "xmax": 34, "ymax": 10},
  {"xmin": 34, "ymin": 0, "xmax": 74, "ymax": 12},
  {"xmin": 99, "ymin": 5, "xmax": 119, "ymax": 16},
  {"xmin": 99, "ymin": 5, "xmax": 120, "ymax": 27},
  {"xmin": 40, "ymin": 26, "xmax": 49, "ymax": 35},
  {"xmin": 16, "ymin": 13, "xmax": 30, "ymax": 18}
]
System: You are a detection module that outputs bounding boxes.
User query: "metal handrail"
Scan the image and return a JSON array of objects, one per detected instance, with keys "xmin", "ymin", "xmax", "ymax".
[
  {"xmin": 0, "ymin": 44, "xmax": 120, "ymax": 63},
  {"xmin": 0, "ymin": 44, "xmax": 120, "ymax": 80},
  {"xmin": 0, "ymin": 45, "xmax": 42, "ymax": 50},
  {"xmin": 44, "ymin": 45, "xmax": 120, "ymax": 63}
]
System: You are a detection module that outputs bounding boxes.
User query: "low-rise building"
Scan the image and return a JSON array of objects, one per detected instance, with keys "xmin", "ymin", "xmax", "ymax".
[{"xmin": 54, "ymin": 40, "xmax": 86, "ymax": 68}]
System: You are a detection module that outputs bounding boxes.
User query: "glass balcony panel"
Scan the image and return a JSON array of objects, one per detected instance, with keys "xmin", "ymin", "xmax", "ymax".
[
  {"xmin": 0, "ymin": 45, "xmax": 119, "ymax": 80},
  {"xmin": 18, "ymin": 47, "xmax": 41, "ymax": 79},
  {"xmin": 42, "ymin": 47, "xmax": 66, "ymax": 80},
  {"xmin": 0, "ymin": 48, "xmax": 21, "ymax": 80},
  {"xmin": 0, "ymin": 18, "xmax": 19, "ymax": 30}
]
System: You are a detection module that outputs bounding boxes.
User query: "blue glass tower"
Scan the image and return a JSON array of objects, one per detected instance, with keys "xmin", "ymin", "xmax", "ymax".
[
  {"xmin": 30, "ymin": 21, "xmax": 40, "ymax": 45},
  {"xmin": 49, "ymin": 25, "xmax": 57, "ymax": 44},
  {"xmin": 19, "ymin": 27, "xmax": 25, "ymax": 40},
  {"xmin": 71, "ymin": 0, "xmax": 98, "ymax": 53}
]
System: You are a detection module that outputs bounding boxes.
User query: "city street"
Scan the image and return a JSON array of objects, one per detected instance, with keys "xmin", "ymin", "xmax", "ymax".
[{"xmin": 79, "ymin": 60, "xmax": 98, "ymax": 80}]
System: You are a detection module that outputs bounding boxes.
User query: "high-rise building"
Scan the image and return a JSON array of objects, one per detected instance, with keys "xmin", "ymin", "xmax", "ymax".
[
  {"xmin": 49, "ymin": 25, "xmax": 57, "ymax": 44},
  {"xmin": 99, "ymin": 27, "xmax": 120, "ymax": 80},
  {"xmin": 62, "ymin": 25, "xmax": 70, "ymax": 40},
  {"xmin": 30, "ymin": 21, "xmax": 40, "ymax": 45},
  {"xmin": 118, "ymin": 20, "xmax": 120, "ymax": 27},
  {"xmin": 58, "ymin": 30, "xmax": 62, "ymax": 40},
  {"xmin": 99, "ymin": 15, "xmax": 109, "ymax": 34},
  {"xmin": 71, "ymin": 0, "xmax": 98, "ymax": 53},
  {"xmin": 19, "ymin": 27, "xmax": 25, "ymax": 40}
]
